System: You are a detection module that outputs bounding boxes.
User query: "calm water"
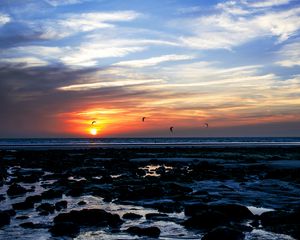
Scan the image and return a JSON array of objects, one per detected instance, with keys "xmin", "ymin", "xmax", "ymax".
[{"xmin": 0, "ymin": 137, "xmax": 300, "ymax": 149}]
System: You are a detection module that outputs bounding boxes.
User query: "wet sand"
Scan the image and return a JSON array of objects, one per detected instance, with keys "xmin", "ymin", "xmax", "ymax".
[{"xmin": 0, "ymin": 146, "xmax": 300, "ymax": 239}]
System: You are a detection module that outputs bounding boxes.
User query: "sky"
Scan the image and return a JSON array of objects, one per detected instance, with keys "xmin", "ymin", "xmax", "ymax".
[{"xmin": 0, "ymin": 0, "xmax": 300, "ymax": 138}]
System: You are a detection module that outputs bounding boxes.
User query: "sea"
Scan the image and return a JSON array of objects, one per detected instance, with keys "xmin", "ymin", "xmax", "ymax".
[{"xmin": 0, "ymin": 137, "xmax": 300, "ymax": 149}]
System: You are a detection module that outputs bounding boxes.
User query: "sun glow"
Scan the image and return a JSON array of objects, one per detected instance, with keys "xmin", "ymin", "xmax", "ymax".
[{"xmin": 90, "ymin": 128, "xmax": 98, "ymax": 136}]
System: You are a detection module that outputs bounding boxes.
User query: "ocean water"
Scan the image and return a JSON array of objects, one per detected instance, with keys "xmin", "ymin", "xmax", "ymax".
[{"xmin": 0, "ymin": 137, "xmax": 300, "ymax": 149}]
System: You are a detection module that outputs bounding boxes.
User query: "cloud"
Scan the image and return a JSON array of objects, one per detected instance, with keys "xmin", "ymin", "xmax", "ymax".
[
  {"xmin": 0, "ymin": 57, "xmax": 49, "ymax": 67},
  {"xmin": 114, "ymin": 54, "xmax": 194, "ymax": 68},
  {"xmin": 276, "ymin": 41, "xmax": 300, "ymax": 67},
  {"xmin": 179, "ymin": 2, "xmax": 300, "ymax": 49},
  {"xmin": 0, "ymin": 13, "xmax": 10, "ymax": 26},
  {"xmin": 245, "ymin": 0, "xmax": 292, "ymax": 8},
  {"xmin": 57, "ymin": 78, "xmax": 165, "ymax": 91},
  {"xmin": 45, "ymin": 0, "xmax": 84, "ymax": 7},
  {"xmin": 27, "ymin": 10, "xmax": 141, "ymax": 40}
]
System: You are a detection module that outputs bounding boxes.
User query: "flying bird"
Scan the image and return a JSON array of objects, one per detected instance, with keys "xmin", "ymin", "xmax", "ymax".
[
  {"xmin": 91, "ymin": 121, "xmax": 97, "ymax": 126},
  {"xmin": 170, "ymin": 126, "xmax": 174, "ymax": 133},
  {"xmin": 142, "ymin": 117, "xmax": 146, "ymax": 122}
]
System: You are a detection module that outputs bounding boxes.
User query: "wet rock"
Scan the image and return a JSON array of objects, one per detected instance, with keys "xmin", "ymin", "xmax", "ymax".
[
  {"xmin": 25, "ymin": 195, "xmax": 42, "ymax": 204},
  {"xmin": 54, "ymin": 209, "xmax": 123, "ymax": 227},
  {"xmin": 12, "ymin": 200, "xmax": 34, "ymax": 210},
  {"xmin": 49, "ymin": 222, "xmax": 80, "ymax": 237},
  {"xmin": 16, "ymin": 215, "xmax": 29, "ymax": 220},
  {"xmin": 0, "ymin": 211, "xmax": 10, "ymax": 227},
  {"xmin": 260, "ymin": 210, "xmax": 300, "ymax": 239},
  {"xmin": 20, "ymin": 222, "xmax": 50, "ymax": 229},
  {"xmin": 183, "ymin": 210, "xmax": 229, "ymax": 229},
  {"xmin": 77, "ymin": 200, "xmax": 86, "ymax": 206},
  {"xmin": 36, "ymin": 203, "xmax": 55, "ymax": 214},
  {"xmin": 185, "ymin": 203, "xmax": 253, "ymax": 220},
  {"xmin": 123, "ymin": 213, "xmax": 143, "ymax": 220},
  {"xmin": 55, "ymin": 200, "xmax": 68, "ymax": 211},
  {"xmin": 165, "ymin": 183, "xmax": 193, "ymax": 195},
  {"xmin": 146, "ymin": 213, "xmax": 169, "ymax": 221},
  {"xmin": 126, "ymin": 226, "xmax": 161, "ymax": 238},
  {"xmin": 7, "ymin": 183, "xmax": 28, "ymax": 196},
  {"xmin": 153, "ymin": 201, "xmax": 183, "ymax": 213},
  {"xmin": 0, "ymin": 194, "xmax": 5, "ymax": 201},
  {"xmin": 202, "ymin": 226, "xmax": 245, "ymax": 240},
  {"xmin": 3, "ymin": 209, "xmax": 16, "ymax": 217},
  {"xmin": 41, "ymin": 189, "xmax": 63, "ymax": 199}
]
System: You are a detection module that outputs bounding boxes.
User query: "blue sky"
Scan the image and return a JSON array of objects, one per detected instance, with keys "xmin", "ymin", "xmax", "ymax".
[{"xmin": 0, "ymin": 0, "xmax": 300, "ymax": 137}]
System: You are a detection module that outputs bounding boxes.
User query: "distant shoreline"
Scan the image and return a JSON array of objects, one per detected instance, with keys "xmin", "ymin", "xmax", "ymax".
[{"xmin": 1, "ymin": 142, "xmax": 300, "ymax": 150}]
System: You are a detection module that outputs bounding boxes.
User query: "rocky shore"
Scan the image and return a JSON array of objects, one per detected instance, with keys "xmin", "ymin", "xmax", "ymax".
[{"xmin": 0, "ymin": 146, "xmax": 300, "ymax": 239}]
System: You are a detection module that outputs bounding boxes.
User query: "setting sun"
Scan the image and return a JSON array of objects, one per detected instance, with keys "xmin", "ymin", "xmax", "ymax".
[{"xmin": 90, "ymin": 128, "xmax": 97, "ymax": 136}]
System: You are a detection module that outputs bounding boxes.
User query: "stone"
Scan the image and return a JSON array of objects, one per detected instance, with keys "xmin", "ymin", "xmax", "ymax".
[
  {"xmin": 202, "ymin": 226, "xmax": 245, "ymax": 240},
  {"xmin": 123, "ymin": 213, "xmax": 143, "ymax": 220},
  {"xmin": 49, "ymin": 222, "xmax": 80, "ymax": 237},
  {"xmin": 0, "ymin": 211, "xmax": 10, "ymax": 227},
  {"xmin": 126, "ymin": 226, "xmax": 161, "ymax": 238}
]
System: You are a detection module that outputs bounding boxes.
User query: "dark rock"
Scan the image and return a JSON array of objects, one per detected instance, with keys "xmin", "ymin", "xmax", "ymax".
[
  {"xmin": 126, "ymin": 226, "xmax": 161, "ymax": 238},
  {"xmin": 260, "ymin": 210, "xmax": 300, "ymax": 239},
  {"xmin": 202, "ymin": 226, "xmax": 245, "ymax": 240},
  {"xmin": 16, "ymin": 215, "xmax": 29, "ymax": 220},
  {"xmin": 165, "ymin": 183, "xmax": 193, "ymax": 195},
  {"xmin": 212, "ymin": 204, "xmax": 253, "ymax": 220},
  {"xmin": 25, "ymin": 195, "xmax": 42, "ymax": 204},
  {"xmin": 0, "ymin": 211, "xmax": 10, "ymax": 227},
  {"xmin": 49, "ymin": 222, "xmax": 80, "ymax": 237},
  {"xmin": 146, "ymin": 213, "xmax": 169, "ymax": 221},
  {"xmin": 12, "ymin": 200, "xmax": 34, "ymax": 210},
  {"xmin": 54, "ymin": 209, "xmax": 123, "ymax": 227},
  {"xmin": 41, "ymin": 189, "xmax": 63, "ymax": 199},
  {"xmin": 55, "ymin": 200, "xmax": 68, "ymax": 211},
  {"xmin": 153, "ymin": 201, "xmax": 183, "ymax": 213},
  {"xmin": 0, "ymin": 194, "xmax": 5, "ymax": 201},
  {"xmin": 20, "ymin": 222, "xmax": 50, "ymax": 229},
  {"xmin": 123, "ymin": 213, "xmax": 143, "ymax": 220},
  {"xmin": 7, "ymin": 183, "xmax": 28, "ymax": 196},
  {"xmin": 36, "ymin": 203, "xmax": 55, "ymax": 214},
  {"xmin": 185, "ymin": 203, "xmax": 253, "ymax": 220},
  {"xmin": 3, "ymin": 209, "xmax": 16, "ymax": 217},
  {"xmin": 77, "ymin": 200, "xmax": 86, "ymax": 206},
  {"xmin": 183, "ymin": 210, "xmax": 229, "ymax": 229}
]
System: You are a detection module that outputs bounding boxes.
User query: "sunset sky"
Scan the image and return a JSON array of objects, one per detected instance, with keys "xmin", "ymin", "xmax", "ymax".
[{"xmin": 0, "ymin": 0, "xmax": 300, "ymax": 137}]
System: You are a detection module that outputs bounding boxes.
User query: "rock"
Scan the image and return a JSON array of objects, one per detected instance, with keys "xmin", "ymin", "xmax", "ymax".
[
  {"xmin": 20, "ymin": 222, "xmax": 49, "ymax": 229},
  {"xmin": 260, "ymin": 210, "xmax": 300, "ymax": 239},
  {"xmin": 49, "ymin": 222, "xmax": 80, "ymax": 237},
  {"xmin": 55, "ymin": 200, "xmax": 68, "ymax": 211},
  {"xmin": 7, "ymin": 183, "xmax": 28, "ymax": 196},
  {"xmin": 146, "ymin": 213, "xmax": 169, "ymax": 221},
  {"xmin": 123, "ymin": 213, "xmax": 143, "ymax": 220},
  {"xmin": 202, "ymin": 226, "xmax": 245, "ymax": 240},
  {"xmin": 185, "ymin": 203, "xmax": 253, "ymax": 220},
  {"xmin": 36, "ymin": 203, "xmax": 55, "ymax": 214},
  {"xmin": 0, "ymin": 211, "xmax": 10, "ymax": 227},
  {"xmin": 16, "ymin": 215, "xmax": 29, "ymax": 220},
  {"xmin": 0, "ymin": 194, "xmax": 5, "ymax": 201},
  {"xmin": 153, "ymin": 201, "xmax": 183, "ymax": 213},
  {"xmin": 54, "ymin": 209, "xmax": 123, "ymax": 227},
  {"xmin": 41, "ymin": 189, "xmax": 63, "ymax": 199},
  {"xmin": 183, "ymin": 210, "xmax": 229, "ymax": 229},
  {"xmin": 165, "ymin": 183, "xmax": 193, "ymax": 195},
  {"xmin": 126, "ymin": 226, "xmax": 161, "ymax": 238},
  {"xmin": 212, "ymin": 204, "xmax": 253, "ymax": 220},
  {"xmin": 77, "ymin": 200, "xmax": 86, "ymax": 206},
  {"xmin": 25, "ymin": 195, "xmax": 42, "ymax": 204},
  {"xmin": 3, "ymin": 209, "xmax": 16, "ymax": 217},
  {"xmin": 12, "ymin": 200, "xmax": 34, "ymax": 210}
]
